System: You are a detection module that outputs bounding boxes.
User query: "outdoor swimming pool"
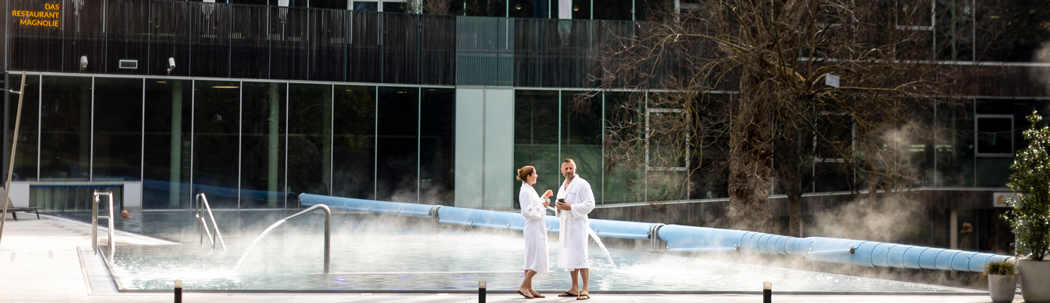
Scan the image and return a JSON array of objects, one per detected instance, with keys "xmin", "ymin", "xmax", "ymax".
[{"xmin": 61, "ymin": 209, "xmax": 981, "ymax": 293}]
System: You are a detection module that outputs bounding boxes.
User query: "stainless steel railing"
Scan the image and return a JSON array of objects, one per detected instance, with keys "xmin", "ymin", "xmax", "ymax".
[
  {"xmin": 92, "ymin": 191, "xmax": 115, "ymax": 257},
  {"xmin": 194, "ymin": 193, "xmax": 227, "ymax": 252},
  {"xmin": 281, "ymin": 204, "xmax": 332, "ymax": 273}
]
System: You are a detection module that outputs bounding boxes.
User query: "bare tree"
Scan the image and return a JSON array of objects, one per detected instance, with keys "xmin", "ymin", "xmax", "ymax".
[
  {"xmin": 424, "ymin": 0, "xmax": 452, "ymax": 15},
  {"xmin": 591, "ymin": 0, "xmax": 971, "ymax": 233}
]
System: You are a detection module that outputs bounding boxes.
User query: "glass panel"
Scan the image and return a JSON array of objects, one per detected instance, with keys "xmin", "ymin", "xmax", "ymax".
[
  {"xmin": 376, "ymin": 87, "xmax": 418, "ymax": 202},
  {"xmin": 976, "ymin": 157, "xmax": 1011, "ymax": 187},
  {"xmin": 30, "ymin": 185, "xmax": 122, "ymax": 212},
  {"xmin": 241, "ymin": 82, "xmax": 287, "ymax": 208},
  {"xmin": 514, "ymin": 90, "xmax": 559, "ymax": 208},
  {"xmin": 602, "ymin": 92, "xmax": 642, "ymax": 203},
  {"xmin": 288, "ymin": 84, "xmax": 333, "ymax": 203},
  {"xmin": 311, "ymin": 0, "xmax": 347, "ymax": 9},
  {"xmin": 562, "ymin": 91, "xmax": 602, "ymax": 201},
  {"xmin": 593, "ymin": 0, "xmax": 631, "ymax": 20},
  {"xmin": 570, "ymin": 0, "xmax": 589, "ymax": 19},
  {"xmin": 332, "ymin": 85, "xmax": 376, "ymax": 199},
  {"xmin": 353, "ymin": 1, "xmax": 379, "ymax": 11},
  {"xmin": 688, "ymin": 93, "xmax": 730, "ymax": 200},
  {"xmin": 976, "ymin": 99, "xmax": 1012, "ymax": 114},
  {"xmin": 976, "ymin": 117, "xmax": 1012, "ymax": 154},
  {"xmin": 7, "ymin": 74, "xmax": 39, "ymax": 181},
  {"xmin": 936, "ymin": 101, "xmax": 974, "ymax": 187},
  {"xmin": 814, "ymin": 162, "xmax": 851, "ymax": 192},
  {"xmin": 93, "ymin": 78, "xmax": 143, "ymax": 181},
  {"xmin": 143, "ymin": 79, "xmax": 193, "ymax": 209},
  {"xmin": 40, "ymin": 76, "xmax": 91, "ymax": 180},
  {"xmin": 420, "ymin": 88, "xmax": 455, "ymax": 205},
  {"xmin": 193, "ymin": 81, "xmax": 241, "ymax": 208},
  {"xmin": 383, "ymin": 2, "xmax": 406, "ymax": 13},
  {"xmin": 509, "ymin": 0, "xmax": 549, "ymax": 18}
]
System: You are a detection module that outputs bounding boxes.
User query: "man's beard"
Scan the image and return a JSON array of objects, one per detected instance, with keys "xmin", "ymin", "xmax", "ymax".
[{"xmin": 563, "ymin": 171, "xmax": 574, "ymax": 179}]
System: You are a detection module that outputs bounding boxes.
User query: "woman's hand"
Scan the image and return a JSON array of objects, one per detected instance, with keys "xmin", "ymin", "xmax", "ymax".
[
  {"xmin": 542, "ymin": 200, "xmax": 550, "ymax": 208},
  {"xmin": 542, "ymin": 189, "xmax": 553, "ymax": 199}
]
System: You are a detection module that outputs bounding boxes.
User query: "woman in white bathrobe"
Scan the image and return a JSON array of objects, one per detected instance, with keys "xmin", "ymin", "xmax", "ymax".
[{"xmin": 517, "ymin": 165, "xmax": 553, "ymax": 299}]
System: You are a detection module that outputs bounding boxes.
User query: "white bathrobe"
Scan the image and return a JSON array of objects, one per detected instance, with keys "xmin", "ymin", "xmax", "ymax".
[
  {"xmin": 519, "ymin": 182, "xmax": 549, "ymax": 272},
  {"xmin": 556, "ymin": 174, "xmax": 595, "ymax": 270}
]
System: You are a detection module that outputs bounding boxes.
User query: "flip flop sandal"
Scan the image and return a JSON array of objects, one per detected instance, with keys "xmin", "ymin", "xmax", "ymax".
[
  {"xmin": 517, "ymin": 289, "xmax": 534, "ymax": 299},
  {"xmin": 558, "ymin": 291, "xmax": 579, "ymax": 297},
  {"xmin": 577, "ymin": 293, "xmax": 591, "ymax": 300},
  {"xmin": 530, "ymin": 291, "xmax": 545, "ymax": 298}
]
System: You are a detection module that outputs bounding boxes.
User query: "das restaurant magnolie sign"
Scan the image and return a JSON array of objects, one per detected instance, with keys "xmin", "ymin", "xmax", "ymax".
[{"xmin": 12, "ymin": 3, "xmax": 61, "ymax": 28}]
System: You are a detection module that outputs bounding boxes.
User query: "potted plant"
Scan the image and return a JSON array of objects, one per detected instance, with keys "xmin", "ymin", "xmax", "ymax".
[
  {"xmin": 985, "ymin": 259, "xmax": 1017, "ymax": 303},
  {"xmin": 1004, "ymin": 111, "xmax": 1050, "ymax": 303}
]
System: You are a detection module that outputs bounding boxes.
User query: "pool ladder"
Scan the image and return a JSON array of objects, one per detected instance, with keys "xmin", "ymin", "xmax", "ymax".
[
  {"xmin": 194, "ymin": 193, "xmax": 227, "ymax": 252},
  {"xmin": 91, "ymin": 191, "xmax": 116, "ymax": 257}
]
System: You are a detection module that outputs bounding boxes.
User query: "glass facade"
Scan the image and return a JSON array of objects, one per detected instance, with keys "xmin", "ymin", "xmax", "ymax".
[
  {"xmin": 4, "ymin": 73, "xmax": 1038, "ymax": 210},
  {"xmin": 8, "ymin": 75, "xmax": 455, "ymax": 209}
]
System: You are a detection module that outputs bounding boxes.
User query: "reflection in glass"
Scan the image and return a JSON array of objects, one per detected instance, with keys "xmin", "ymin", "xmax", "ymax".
[
  {"xmin": 241, "ymin": 82, "xmax": 287, "ymax": 208},
  {"xmin": 144, "ymin": 79, "xmax": 193, "ymax": 209},
  {"xmin": 976, "ymin": 157, "xmax": 1011, "ymax": 187},
  {"xmin": 376, "ymin": 87, "xmax": 418, "ymax": 202},
  {"xmin": 288, "ymin": 84, "xmax": 333, "ymax": 205},
  {"xmin": 936, "ymin": 101, "xmax": 974, "ymax": 186},
  {"xmin": 562, "ymin": 91, "xmax": 602, "ymax": 202},
  {"xmin": 509, "ymin": 0, "xmax": 546, "ymax": 18},
  {"xmin": 332, "ymin": 85, "xmax": 376, "ymax": 199},
  {"xmin": 592, "ymin": 0, "xmax": 632, "ymax": 20},
  {"xmin": 353, "ymin": 1, "xmax": 378, "ymax": 11},
  {"xmin": 687, "ymin": 93, "xmax": 730, "ymax": 200},
  {"xmin": 420, "ymin": 88, "xmax": 455, "ymax": 205},
  {"xmin": 40, "ymin": 76, "xmax": 91, "ymax": 180},
  {"xmin": 602, "ymin": 92, "xmax": 642, "ymax": 203},
  {"xmin": 514, "ymin": 90, "xmax": 560, "ymax": 207},
  {"xmin": 193, "ymin": 81, "xmax": 241, "ymax": 208},
  {"xmin": 7, "ymin": 74, "xmax": 39, "ymax": 181},
  {"xmin": 93, "ymin": 78, "xmax": 143, "ymax": 181},
  {"xmin": 976, "ymin": 117, "xmax": 1012, "ymax": 154}
]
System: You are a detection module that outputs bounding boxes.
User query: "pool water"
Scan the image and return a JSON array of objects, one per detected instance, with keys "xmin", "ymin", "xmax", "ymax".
[{"xmin": 63, "ymin": 210, "xmax": 979, "ymax": 292}]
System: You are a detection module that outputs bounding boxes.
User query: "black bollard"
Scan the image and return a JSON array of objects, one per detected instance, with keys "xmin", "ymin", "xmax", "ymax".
[
  {"xmin": 478, "ymin": 280, "xmax": 486, "ymax": 303},
  {"xmin": 174, "ymin": 279, "xmax": 183, "ymax": 303},
  {"xmin": 763, "ymin": 281, "xmax": 771, "ymax": 303}
]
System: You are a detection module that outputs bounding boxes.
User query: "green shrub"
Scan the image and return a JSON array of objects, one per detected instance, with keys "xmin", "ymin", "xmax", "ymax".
[
  {"xmin": 985, "ymin": 259, "xmax": 1017, "ymax": 276},
  {"xmin": 1004, "ymin": 111, "xmax": 1050, "ymax": 262}
]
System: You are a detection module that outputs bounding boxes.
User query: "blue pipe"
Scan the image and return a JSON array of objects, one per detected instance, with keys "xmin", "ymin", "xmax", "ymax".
[{"xmin": 298, "ymin": 194, "xmax": 1012, "ymax": 273}]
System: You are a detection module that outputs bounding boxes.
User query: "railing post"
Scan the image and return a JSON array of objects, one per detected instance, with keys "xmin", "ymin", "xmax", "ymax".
[
  {"xmin": 91, "ymin": 194, "xmax": 98, "ymax": 254},
  {"xmin": 281, "ymin": 204, "xmax": 332, "ymax": 273},
  {"xmin": 174, "ymin": 279, "xmax": 182, "ymax": 303}
]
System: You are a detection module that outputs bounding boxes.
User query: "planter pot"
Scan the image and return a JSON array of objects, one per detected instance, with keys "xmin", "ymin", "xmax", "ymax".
[
  {"xmin": 988, "ymin": 274, "xmax": 1016, "ymax": 302},
  {"xmin": 1019, "ymin": 260, "xmax": 1050, "ymax": 303}
]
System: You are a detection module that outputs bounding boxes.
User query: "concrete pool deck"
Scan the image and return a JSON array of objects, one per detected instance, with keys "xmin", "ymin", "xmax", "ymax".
[{"xmin": 0, "ymin": 214, "xmax": 1017, "ymax": 302}]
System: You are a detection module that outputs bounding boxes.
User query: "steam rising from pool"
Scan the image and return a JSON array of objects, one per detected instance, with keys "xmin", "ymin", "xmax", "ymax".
[{"xmin": 233, "ymin": 218, "xmax": 287, "ymax": 271}]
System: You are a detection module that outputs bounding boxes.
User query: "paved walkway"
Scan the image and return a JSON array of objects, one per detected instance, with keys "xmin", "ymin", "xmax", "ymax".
[{"xmin": 0, "ymin": 214, "xmax": 1017, "ymax": 302}]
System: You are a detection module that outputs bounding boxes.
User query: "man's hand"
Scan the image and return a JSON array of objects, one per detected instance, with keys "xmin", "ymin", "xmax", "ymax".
[{"xmin": 557, "ymin": 201, "xmax": 572, "ymax": 211}]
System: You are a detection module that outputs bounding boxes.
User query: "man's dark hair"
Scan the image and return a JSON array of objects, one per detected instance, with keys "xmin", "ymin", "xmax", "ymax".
[{"xmin": 562, "ymin": 158, "xmax": 575, "ymax": 164}]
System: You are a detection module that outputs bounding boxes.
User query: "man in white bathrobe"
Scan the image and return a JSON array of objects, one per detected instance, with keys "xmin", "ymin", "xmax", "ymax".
[{"xmin": 555, "ymin": 158, "xmax": 595, "ymax": 300}]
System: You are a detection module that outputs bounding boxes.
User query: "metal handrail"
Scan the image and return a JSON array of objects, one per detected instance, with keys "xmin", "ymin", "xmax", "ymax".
[
  {"xmin": 281, "ymin": 204, "xmax": 332, "ymax": 273},
  {"xmin": 92, "ymin": 191, "xmax": 115, "ymax": 257},
  {"xmin": 194, "ymin": 193, "xmax": 227, "ymax": 252}
]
